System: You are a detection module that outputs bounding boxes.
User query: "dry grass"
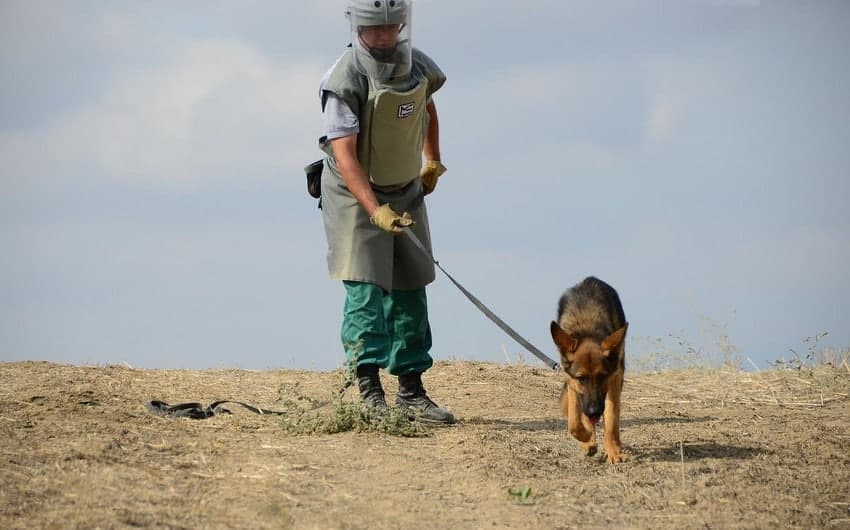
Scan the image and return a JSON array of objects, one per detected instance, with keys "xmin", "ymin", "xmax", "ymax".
[
  {"xmin": 1, "ymin": 360, "xmax": 848, "ymax": 529},
  {"xmin": 629, "ymin": 366, "xmax": 849, "ymax": 409}
]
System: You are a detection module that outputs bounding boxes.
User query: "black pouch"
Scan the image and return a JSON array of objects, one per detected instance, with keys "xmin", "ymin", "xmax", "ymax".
[{"xmin": 304, "ymin": 159, "xmax": 323, "ymax": 199}]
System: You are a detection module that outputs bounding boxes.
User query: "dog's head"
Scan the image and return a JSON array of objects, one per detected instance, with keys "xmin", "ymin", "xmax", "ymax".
[{"xmin": 550, "ymin": 322, "xmax": 627, "ymax": 424}]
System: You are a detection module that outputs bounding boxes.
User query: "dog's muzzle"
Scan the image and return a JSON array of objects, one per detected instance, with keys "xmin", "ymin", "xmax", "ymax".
[{"xmin": 584, "ymin": 402, "xmax": 604, "ymax": 425}]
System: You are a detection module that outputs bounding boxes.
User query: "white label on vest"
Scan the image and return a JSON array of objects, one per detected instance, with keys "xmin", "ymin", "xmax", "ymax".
[{"xmin": 397, "ymin": 102, "xmax": 415, "ymax": 118}]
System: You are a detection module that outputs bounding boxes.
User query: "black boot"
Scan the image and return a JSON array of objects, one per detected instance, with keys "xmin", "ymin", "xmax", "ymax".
[
  {"xmin": 356, "ymin": 364, "xmax": 387, "ymax": 411},
  {"xmin": 395, "ymin": 372, "xmax": 455, "ymax": 425}
]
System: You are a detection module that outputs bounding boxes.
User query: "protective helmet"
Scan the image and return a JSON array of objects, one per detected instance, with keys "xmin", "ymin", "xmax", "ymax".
[{"xmin": 345, "ymin": 0, "xmax": 413, "ymax": 83}]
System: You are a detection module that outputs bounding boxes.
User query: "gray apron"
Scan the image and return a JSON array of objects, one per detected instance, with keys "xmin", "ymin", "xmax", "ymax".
[
  {"xmin": 321, "ymin": 77, "xmax": 435, "ymax": 292},
  {"xmin": 321, "ymin": 165, "xmax": 435, "ymax": 292}
]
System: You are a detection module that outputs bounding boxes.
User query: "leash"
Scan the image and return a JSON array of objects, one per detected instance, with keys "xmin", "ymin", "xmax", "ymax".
[
  {"xmin": 146, "ymin": 400, "xmax": 291, "ymax": 419},
  {"xmin": 145, "ymin": 227, "xmax": 561, "ymax": 420},
  {"xmin": 147, "ymin": 366, "xmax": 355, "ymax": 420},
  {"xmin": 402, "ymin": 226, "xmax": 561, "ymax": 372}
]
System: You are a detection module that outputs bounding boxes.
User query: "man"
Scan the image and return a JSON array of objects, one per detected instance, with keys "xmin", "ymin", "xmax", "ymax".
[{"xmin": 317, "ymin": 0, "xmax": 454, "ymax": 424}]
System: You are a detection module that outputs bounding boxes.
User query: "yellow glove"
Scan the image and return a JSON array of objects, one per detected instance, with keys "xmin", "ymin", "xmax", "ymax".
[
  {"xmin": 420, "ymin": 160, "xmax": 446, "ymax": 195},
  {"xmin": 369, "ymin": 204, "xmax": 415, "ymax": 235}
]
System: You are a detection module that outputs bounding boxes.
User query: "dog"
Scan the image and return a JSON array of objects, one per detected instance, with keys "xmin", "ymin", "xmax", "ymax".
[{"xmin": 549, "ymin": 276, "xmax": 628, "ymax": 463}]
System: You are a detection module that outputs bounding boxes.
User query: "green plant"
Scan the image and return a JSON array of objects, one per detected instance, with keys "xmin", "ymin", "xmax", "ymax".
[
  {"xmin": 508, "ymin": 486, "xmax": 537, "ymax": 505},
  {"xmin": 281, "ymin": 398, "xmax": 428, "ymax": 437},
  {"xmin": 277, "ymin": 341, "xmax": 430, "ymax": 437}
]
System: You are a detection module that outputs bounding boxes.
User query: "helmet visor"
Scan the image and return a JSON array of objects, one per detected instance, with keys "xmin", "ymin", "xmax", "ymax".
[{"xmin": 347, "ymin": 0, "xmax": 412, "ymax": 82}]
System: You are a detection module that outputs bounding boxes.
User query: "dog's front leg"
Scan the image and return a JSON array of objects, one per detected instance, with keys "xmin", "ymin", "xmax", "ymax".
[
  {"xmin": 602, "ymin": 374, "xmax": 625, "ymax": 463},
  {"xmin": 564, "ymin": 387, "xmax": 596, "ymax": 456}
]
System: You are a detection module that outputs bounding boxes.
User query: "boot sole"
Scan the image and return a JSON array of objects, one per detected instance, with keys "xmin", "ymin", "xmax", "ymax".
[{"xmin": 399, "ymin": 409, "xmax": 456, "ymax": 425}]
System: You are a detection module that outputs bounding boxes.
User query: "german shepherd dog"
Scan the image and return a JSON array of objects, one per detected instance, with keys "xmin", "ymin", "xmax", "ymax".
[{"xmin": 550, "ymin": 277, "xmax": 628, "ymax": 463}]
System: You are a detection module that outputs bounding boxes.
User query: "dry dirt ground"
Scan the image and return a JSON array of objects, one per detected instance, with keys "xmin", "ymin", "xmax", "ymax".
[{"xmin": 1, "ymin": 360, "xmax": 848, "ymax": 529}]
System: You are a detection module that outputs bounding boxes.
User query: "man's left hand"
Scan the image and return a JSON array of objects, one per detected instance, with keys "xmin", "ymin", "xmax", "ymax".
[{"xmin": 420, "ymin": 160, "xmax": 446, "ymax": 195}]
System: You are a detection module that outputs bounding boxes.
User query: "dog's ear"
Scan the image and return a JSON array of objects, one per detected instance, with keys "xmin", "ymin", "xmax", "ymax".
[
  {"xmin": 550, "ymin": 321, "xmax": 579, "ymax": 364},
  {"xmin": 601, "ymin": 322, "xmax": 628, "ymax": 355}
]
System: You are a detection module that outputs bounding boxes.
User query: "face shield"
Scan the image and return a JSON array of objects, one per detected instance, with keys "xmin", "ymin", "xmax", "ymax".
[{"xmin": 346, "ymin": 0, "xmax": 413, "ymax": 84}]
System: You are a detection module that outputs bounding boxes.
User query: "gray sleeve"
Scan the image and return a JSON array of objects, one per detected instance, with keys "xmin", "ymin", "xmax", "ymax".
[
  {"xmin": 322, "ymin": 92, "xmax": 359, "ymax": 140},
  {"xmin": 413, "ymin": 48, "xmax": 446, "ymax": 99}
]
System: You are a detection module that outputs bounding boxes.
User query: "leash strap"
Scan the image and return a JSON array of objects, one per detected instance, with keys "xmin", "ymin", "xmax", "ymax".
[
  {"xmin": 402, "ymin": 226, "xmax": 560, "ymax": 371},
  {"xmin": 146, "ymin": 400, "xmax": 289, "ymax": 420}
]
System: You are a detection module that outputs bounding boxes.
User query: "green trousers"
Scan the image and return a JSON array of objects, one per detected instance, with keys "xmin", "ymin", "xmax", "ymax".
[{"xmin": 341, "ymin": 281, "xmax": 434, "ymax": 376}]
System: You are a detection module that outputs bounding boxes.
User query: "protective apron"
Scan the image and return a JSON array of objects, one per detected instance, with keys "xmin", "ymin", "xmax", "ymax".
[{"xmin": 321, "ymin": 76, "xmax": 435, "ymax": 293}]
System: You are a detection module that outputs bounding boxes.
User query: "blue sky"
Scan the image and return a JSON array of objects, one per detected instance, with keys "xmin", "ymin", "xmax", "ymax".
[{"xmin": 1, "ymin": 1, "xmax": 848, "ymax": 371}]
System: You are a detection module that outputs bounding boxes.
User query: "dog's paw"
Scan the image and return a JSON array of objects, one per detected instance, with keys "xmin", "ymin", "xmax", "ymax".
[
  {"xmin": 582, "ymin": 442, "xmax": 598, "ymax": 457},
  {"xmin": 605, "ymin": 451, "xmax": 626, "ymax": 464}
]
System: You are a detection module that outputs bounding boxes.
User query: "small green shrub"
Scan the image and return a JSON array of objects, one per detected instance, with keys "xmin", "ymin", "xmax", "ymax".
[{"xmin": 278, "ymin": 342, "xmax": 430, "ymax": 437}]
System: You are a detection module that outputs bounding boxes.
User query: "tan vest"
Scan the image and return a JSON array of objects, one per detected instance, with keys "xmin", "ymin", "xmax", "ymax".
[{"xmin": 357, "ymin": 79, "xmax": 428, "ymax": 188}]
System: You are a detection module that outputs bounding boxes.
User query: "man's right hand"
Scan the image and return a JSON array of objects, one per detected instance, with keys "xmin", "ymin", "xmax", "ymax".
[{"xmin": 369, "ymin": 204, "xmax": 415, "ymax": 234}]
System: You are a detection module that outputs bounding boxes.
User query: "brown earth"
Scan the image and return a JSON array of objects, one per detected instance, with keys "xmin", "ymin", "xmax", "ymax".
[{"xmin": 1, "ymin": 360, "xmax": 848, "ymax": 529}]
